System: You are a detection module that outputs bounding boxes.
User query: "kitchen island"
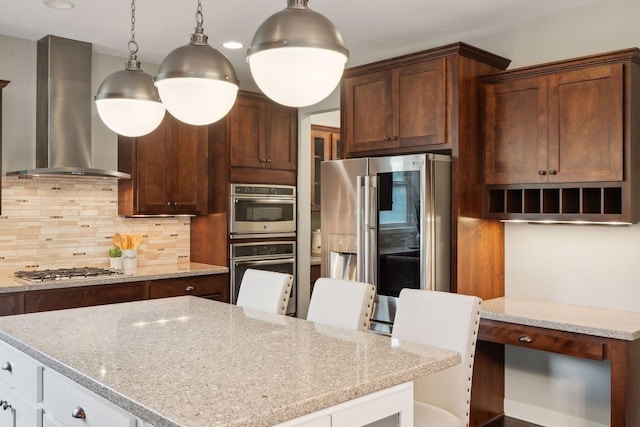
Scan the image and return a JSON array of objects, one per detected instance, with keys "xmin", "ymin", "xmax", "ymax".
[{"xmin": 0, "ymin": 296, "xmax": 459, "ymax": 427}]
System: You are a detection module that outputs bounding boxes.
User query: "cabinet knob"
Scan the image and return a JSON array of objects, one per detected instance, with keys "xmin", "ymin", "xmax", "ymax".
[
  {"xmin": 390, "ymin": 135, "xmax": 398, "ymax": 140},
  {"xmin": 518, "ymin": 335, "xmax": 533, "ymax": 344},
  {"xmin": 538, "ymin": 170, "xmax": 547, "ymax": 176},
  {"xmin": 548, "ymin": 170, "xmax": 558, "ymax": 176},
  {"xmin": 1, "ymin": 362, "xmax": 11, "ymax": 372},
  {"xmin": 173, "ymin": 201, "xmax": 178, "ymax": 206},
  {"xmin": 72, "ymin": 407, "xmax": 86, "ymax": 419},
  {"xmin": 383, "ymin": 136, "xmax": 390, "ymax": 141},
  {"xmin": 2, "ymin": 401, "xmax": 11, "ymax": 411},
  {"xmin": 166, "ymin": 201, "xmax": 172, "ymax": 206},
  {"xmin": 267, "ymin": 158, "xmax": 272, "ymax": 163},
  {"xmin": 185, "ymin": 285, "xmax": 195, "ymax": 292},
  {"xmin": 260, "ymin": 158, "xmax": 266, "ymax": 163}
]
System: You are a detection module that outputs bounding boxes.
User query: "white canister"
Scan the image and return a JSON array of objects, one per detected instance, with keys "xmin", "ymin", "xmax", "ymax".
[
  {"xmin": 122, "ymin": 249, "xmax": 137, "ymax": 273},
  {"xmin": 109, "ymin": 257, "xmax": 122, "ymax": 270},
  {"xmin": 311, "ymin": 229, "xmax": 321, "ymax": 255}
]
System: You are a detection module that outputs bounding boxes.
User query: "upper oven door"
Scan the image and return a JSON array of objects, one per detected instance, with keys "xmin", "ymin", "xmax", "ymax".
[{"xmin": 230, "ymin": 195, "xmax": 296, "ymax": 238}]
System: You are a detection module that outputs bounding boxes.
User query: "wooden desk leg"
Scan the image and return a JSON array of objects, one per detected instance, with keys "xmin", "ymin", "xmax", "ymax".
[
  {"xmin": 609, "ymin": 338, "xmax": 640, "ymax": 427},
  {"xmin": 470, "ymin": 340, "xmax": 505, "ymax": 426}
]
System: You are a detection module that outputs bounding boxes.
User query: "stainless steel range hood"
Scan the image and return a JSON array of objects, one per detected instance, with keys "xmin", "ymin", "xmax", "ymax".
[{"xmin": 7, "ymin": 36, "xmax": 130, "ymax": 179}]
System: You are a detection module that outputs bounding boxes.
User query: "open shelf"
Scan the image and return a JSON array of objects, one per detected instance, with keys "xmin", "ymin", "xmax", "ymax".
[{"xmin": 487, "ymin": 184, "xmax": 628, "ymax": 222}]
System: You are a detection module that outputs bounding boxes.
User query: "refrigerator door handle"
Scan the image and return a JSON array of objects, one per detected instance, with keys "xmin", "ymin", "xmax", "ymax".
[
  {"xmin": 368, "ymin": 176, "xmax": 378, "ymax": 288},
  {"xmin": 356, "ymin": 175, "xmax": 364, "ymax": 282},
  {"xmin": 363, "ymin": 175, "xmax": 371, "ymax": 284}
]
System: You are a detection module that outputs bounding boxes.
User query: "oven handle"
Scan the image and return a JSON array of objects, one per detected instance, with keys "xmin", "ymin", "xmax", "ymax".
[
  {"xmin": 233, "ymin": 197, "xmax": 295, "ymax": 205},
  {"xmin": 233, "ymin": 258, "xmax": 295, "ymax": 267}
]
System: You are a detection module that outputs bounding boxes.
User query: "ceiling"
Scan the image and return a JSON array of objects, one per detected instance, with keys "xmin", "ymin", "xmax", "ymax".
[{"xmin": 1, "ymin": 0, "xmax": 601, "ymax": 93}]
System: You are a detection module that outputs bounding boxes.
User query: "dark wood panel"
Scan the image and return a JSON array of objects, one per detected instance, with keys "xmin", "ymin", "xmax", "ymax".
[
  {"xmin": 191, "ymin": 213, "xmax": 229, "ymax": 267},
  {"xmin": 230, "ymin": 167, "xmax": 296, "ymax": 185},
  {"xmin": 229, "ymin": 94, "xmax": 266, "ymax": 169},
  {"xmin": 25, "ymin": 282, "xmax": 148, "ymax": 313},
  {"xmin": 484, "ymin": 416, "xmax": 542, "ymax": 427},
  {"xmin": 0, "ymin": 80, "xmax": 8, "ymax": 214},
  {"xmin": 0, "ymin": 292, "xmax": 24, "ymax": 316},
  {"xmin": 267, "ymin": 102, "xmax": 297, "ymax": 171},
  {"xmin": 470, "ymin": 341, "xmax": 505, "ymax": 427},
  {"xmin": 149, "ymin": 274, "xmax": 228, "ymax": 302}
]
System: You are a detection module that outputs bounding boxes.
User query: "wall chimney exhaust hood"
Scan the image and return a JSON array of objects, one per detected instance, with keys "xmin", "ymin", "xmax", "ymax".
[{"xmin": 7, "ymin": 35, "xmax": 130, "ymax": 179}]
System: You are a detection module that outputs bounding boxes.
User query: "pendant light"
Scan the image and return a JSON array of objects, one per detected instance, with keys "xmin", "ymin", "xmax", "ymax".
[
  {"xmin": 154, "ymin": 0, "xmax": 239, "ymax": 126},
  {"xmin": 95, "ymin": 0, "xmax": 165, "ymax": 137},
  {"xmin": 247, "ymin": 0, "xmax": 349, "ymax": 108}
]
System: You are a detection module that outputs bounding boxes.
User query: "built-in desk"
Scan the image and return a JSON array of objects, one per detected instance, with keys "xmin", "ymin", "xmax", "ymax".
[{"xmin": 471, "ymin": 297, "xmax": 640, "ymax": 427}]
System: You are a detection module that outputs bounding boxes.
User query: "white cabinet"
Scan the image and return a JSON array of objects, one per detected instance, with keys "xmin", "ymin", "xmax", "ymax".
[
  {"xmin": 0, "ymin": 341, "xmax": 44, "ymax": 427},
  {"xmin": 43, "ymin": 370, "xmax": 136, "ymax": 427}
]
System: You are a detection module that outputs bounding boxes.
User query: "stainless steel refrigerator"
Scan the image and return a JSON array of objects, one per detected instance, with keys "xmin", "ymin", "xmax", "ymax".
[{"xmin": 320, "ymin": 153, "xmax": 451, "ymax": 334}]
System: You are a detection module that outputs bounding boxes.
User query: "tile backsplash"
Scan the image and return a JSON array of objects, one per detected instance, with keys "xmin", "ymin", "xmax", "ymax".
[{"xmin": 0, "ymin": 176, "xmax": 190, "ymax": 270}]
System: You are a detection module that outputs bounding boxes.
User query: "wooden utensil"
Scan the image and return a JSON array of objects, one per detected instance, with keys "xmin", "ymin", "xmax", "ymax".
[
  {"xmin": 113, "ymin": 233, "xmax": 123, "ymax": 249},
  {"xmin": 131, "ymin": 234, "xmax": 143, "ymax": 249}
]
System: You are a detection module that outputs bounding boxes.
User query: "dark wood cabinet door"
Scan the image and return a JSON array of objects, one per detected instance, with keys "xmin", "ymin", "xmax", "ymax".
[
  {"xmin": 135, "ymin": 119, "xmax": 172, "ymax": 213},
  {"xmin": 119, "ymin": 114, "xmax": 208, "ymax": 216},
  {"xmin": 230, "ymin": 95, "xmax": 266, "ymax": 169},
  {"xmin": 0, "ymin": 293, "xmax": 24, "ymax": 316},
  {"xmin": 267, "ymin": 103, "xmax": 297, "ymax": 171},
  {"xmin": 171, "ymin": 117, "xmax": 208, "ymax": 214},
  {"xmin": 395, "ymin": 58, "xmax": 447, "ymax": 149},
  {"xmin": 484, "ymin": 76, "xmax": 549, "ymax": 185},
  {"xmin": 310, "ymin": 125, "xmax": 340, "ymax": 211},
  {"xmin": 343, "ymin": 70, "xmax": 393, "ymax": 154},
  {"xmin": 25, "ymin": 282, "xmax": 147, "ymax": 313},
  {"xmin": 149, "ymin": 274, "xmax": 228, "ymax": 302},
  {"xmin": 548, "ymin": 63, "xmax": 623, "ymax": 183}
]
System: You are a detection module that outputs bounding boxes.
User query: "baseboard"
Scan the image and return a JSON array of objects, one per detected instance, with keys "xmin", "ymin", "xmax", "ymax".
[{"xmin": 504, "ymin": 400, "xmax": 608, "ymax": 427}]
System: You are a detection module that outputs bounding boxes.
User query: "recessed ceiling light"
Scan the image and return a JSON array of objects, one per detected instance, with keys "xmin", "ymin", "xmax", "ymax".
[
  {"xmin": 43, "ymin": 0, "xmax": 75, "ymax": 10},
  {"xmin": 223, "ymin": 41, "xmax": 244, "ymax": 50}
]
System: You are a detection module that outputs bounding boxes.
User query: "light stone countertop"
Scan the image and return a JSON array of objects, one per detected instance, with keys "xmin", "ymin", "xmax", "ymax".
[
  {"xmin": 481, "ymin": 297, "xmax": 640, "ymax": 341},
  {"xmin": 0, "ymin": 262, "xmax": 228, "ymax": 294},
  {"xmin": 0, "ymin": 296, "xmax": 459, "ymax": 427}
]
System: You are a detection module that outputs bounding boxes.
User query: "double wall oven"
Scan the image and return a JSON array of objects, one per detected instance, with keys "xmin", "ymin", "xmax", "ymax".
[{"xmin": 229, "ymin": 184, "xmax": 297, "ymax": 316}]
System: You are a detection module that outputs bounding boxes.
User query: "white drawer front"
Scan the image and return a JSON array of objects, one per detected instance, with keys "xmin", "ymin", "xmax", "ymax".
[
  {"xmin": 43, "ymin": 413, "xmax": 65, "ymax": 427},
  {"xmin": 0, "ymin": 341, "xmax": 43, "ymax": 402},
  {"xmin": 0, "ymin": 377, "xmax": 43, "ymax": 427},
  {"xmin": 43, "ymin": 370, "xmax": 135, "ymax": 427}
]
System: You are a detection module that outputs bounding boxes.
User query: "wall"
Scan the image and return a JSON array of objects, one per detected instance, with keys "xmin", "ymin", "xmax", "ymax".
[
  {"xmin": 0, "ymin": 176, "xmax": 190, "ymax": 270},
  {"xmin": 0, "ymin": 35, "xmax": 186, "ymax": 271}
]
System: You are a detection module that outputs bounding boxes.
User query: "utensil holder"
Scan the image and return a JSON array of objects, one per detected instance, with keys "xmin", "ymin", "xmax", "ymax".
[{"xmin": 122, "ymin": 249, "xmax": 137, "ymax": 273}]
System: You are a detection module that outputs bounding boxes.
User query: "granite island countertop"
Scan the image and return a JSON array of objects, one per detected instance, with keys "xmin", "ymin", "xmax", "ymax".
[
  {"xmin": 0, "ymin": 296, "xmax": 459, "ymax": 427},
  {"xmin": 0, "ymin": 262, "xmax": 228, "ymax": 294},
  {"xmin": 481, "ymin": 297, "xmax": 640, "ymax": 341}
]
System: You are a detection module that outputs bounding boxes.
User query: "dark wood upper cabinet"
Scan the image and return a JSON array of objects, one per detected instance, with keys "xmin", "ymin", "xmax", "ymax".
[
  {"xmin": 0, "ymin": 80, "xmax": 8, "ymax": 214},
  {"xmin": 483, "ymin": 49, "xmax": 640, "ymax": 222},
  {"xmin": 229, "ymin": 91, "xmax": 297, "ymax": 185},
  {"xmin": 485, "ymin": 63, "xmax": 623, "ymax": 185},
  {"xmin": 342, "ymin": 56, "xmax": 447, "ymax": 156},
  {"xmin": 118, "ymin": 113, "xmax": 210, "ymax": 216}
]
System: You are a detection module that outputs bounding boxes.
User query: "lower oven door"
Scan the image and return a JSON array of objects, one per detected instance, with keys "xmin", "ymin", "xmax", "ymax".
[{"xmin": 230, "ymin": 258, "xmax": 296, "ymax": 316}]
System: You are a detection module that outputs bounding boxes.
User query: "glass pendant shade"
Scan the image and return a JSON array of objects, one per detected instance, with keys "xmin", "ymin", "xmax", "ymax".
[
  {"xmin": 247, "ymin": 0, "xmax": 348, "ymax": 107},
  {"xmin": 95, "ymin": 63, "xmax": 166, "ymax": 137},
  {"xmin": 154, "ymin": 40, "xmax": 238, "ymax": 126}
]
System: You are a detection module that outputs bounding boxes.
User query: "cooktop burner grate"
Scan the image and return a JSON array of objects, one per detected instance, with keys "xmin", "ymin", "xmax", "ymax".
[{"xmin": 14, "ymin": 267, "xmax": 123, "ymax": 282}]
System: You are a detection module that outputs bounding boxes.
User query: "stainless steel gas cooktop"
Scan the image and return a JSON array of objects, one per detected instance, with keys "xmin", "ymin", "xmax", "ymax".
[{"xmin": 14, "ymin": 267, "xmax": 122, "ymax": 283}]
